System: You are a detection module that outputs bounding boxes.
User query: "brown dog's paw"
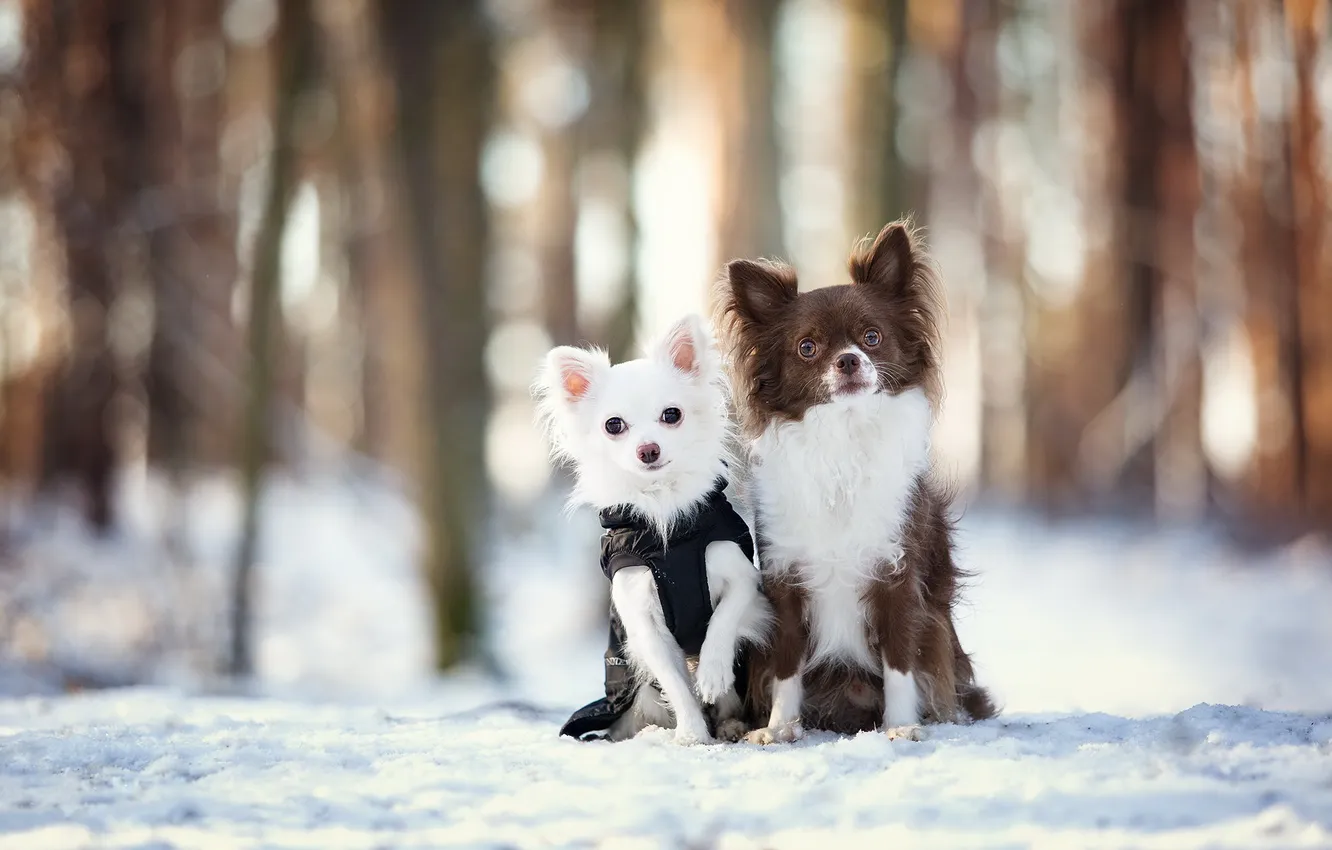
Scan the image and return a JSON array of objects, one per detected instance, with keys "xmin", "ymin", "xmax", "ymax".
[{"xmin": 745, "ymin": 722, "xmax": 804, "ymax": 745}]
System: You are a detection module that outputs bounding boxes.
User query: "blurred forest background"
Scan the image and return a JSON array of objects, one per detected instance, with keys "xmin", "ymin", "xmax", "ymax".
[{"xmin": 0, "ymin": 0, "xmax": 1329, "ymax": 690}]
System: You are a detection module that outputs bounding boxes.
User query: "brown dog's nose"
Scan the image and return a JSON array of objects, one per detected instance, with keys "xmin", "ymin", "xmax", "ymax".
[
  {"xmin": 835, "ymin": 353, "xmax": 860, "ymax": 375},
  {"xmin": 637, "ymin": 442, "xmax": 661, "ymax": 465}
]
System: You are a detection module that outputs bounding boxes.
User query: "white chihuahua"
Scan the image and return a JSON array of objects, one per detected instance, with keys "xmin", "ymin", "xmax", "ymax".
[{"xmin": 536, "ymin": 314, "xmax": 772, "ymax": 744}]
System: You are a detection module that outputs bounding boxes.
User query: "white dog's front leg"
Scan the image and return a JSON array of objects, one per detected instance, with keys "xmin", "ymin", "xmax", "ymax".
[
  {"xmin": 611, "ymin": 566, "xmax": 712, "ymax": 744},
  {"xmin": 695, "ymin": 541, "xmax": 767, "ymax": 704}
]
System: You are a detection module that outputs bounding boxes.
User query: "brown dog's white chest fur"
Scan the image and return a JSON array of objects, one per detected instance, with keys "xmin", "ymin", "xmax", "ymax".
[{"xmin": 754, "ymin": 387, "xmax": 933, "ymax": 671}]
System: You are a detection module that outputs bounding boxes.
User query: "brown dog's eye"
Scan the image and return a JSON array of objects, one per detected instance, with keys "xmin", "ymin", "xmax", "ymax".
[
  {"xmin": 864, "ymin": 328, "xmax": 881, "ymax": 347},
  {"xmin": 798, "ymin": 338, "xmax": 817, "ymax": 359}
]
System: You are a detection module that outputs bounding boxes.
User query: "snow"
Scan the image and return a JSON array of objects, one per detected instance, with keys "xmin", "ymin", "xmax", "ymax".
[
  {"xmin": 3, "ymin": 474, "xmax": 1332, "ymax": 848},
  {"xmin": 1, "ymin": 693, "xmax": 1330, "ymax": 848},
  {"xmin": 0, "ymin": 469, "xmax": 433, "ymax": 698},
  {"xmin": 955, "ymin": 516, "xmax": 1332, "ymax": 716}
]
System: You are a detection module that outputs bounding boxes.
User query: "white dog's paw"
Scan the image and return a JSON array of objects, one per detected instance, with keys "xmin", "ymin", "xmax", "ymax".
[
  {"xmin": 884, "ymin": 724, "xmax": 927, "ymax": 742},
  {"xmin": 745, "ymin": 721, "xmax": 804, "ymax": 745},
  {"xmin": 715, "ymin": 718, "xmax": 750, "ymax": 743},
  {"xmin": 673, "ymin": 722, "xmax": 714, "ymax": 746},
  {"xmin": 694, "ymin": 649, "xmax": 735, "ymax": 704}
]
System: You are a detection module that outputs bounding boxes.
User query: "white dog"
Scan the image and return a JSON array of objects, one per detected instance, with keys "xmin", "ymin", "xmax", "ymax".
[{"xmin": 536, "ymin": 315, "xmax": 772, "ymax": 744}]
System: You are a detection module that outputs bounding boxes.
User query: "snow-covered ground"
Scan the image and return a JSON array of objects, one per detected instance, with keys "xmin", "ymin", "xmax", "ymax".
[
  {"xmin": 2, "ymin": 692, "xmax": 1330, "ymax": 849},
  {"xmin": 2, "ymin": 473, "xmax": 1332, "ymax": 848}
]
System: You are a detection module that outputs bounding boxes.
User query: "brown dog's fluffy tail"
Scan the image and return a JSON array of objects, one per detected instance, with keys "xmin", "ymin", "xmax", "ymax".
[
  {"xmin": 950, "ymin": 622, "xmax": 997, "ymax": 721},
  {"xmin": 958, "ymin": 680, "xmax": 997, "ymax": 722}
]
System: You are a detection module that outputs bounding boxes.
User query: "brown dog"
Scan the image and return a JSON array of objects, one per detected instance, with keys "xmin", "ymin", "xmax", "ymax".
[{"xmin": 711, "ymin": 221, "xmax": 995, "ymax": 743}]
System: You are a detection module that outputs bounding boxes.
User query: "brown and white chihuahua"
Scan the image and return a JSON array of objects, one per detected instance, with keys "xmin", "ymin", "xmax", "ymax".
[{"xmin": 712, "ymin": 221, "xmax": 996, "ymax": 744}]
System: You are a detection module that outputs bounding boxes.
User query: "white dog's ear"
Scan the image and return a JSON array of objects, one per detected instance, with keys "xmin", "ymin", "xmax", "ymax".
[
  {"xmin": 540, "ymin": 346, "xmax": 610, "ymax": 405},
  {"xmin": 653, "ymin": 314, "xmax": 714, "ymax": 380}
]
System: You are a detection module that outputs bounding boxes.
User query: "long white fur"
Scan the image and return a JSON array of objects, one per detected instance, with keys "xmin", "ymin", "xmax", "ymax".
[
  {"xmin": 535, "ymin": 319, "xmax": 736, "ymax": 541},
  {"xmin": 533, "ymin": 315, "xmax": 772, "ymax": 745},
  {"xmin": 748, "ymin": 370, "xmax": 934, "ymax": 741},
  {"xmin": 696, "ymin": 540, "xmax": 771, "ymax": 701},
  {"xmin": 610, "ymin": 566, "xmax": 711, "ymax": 742}
]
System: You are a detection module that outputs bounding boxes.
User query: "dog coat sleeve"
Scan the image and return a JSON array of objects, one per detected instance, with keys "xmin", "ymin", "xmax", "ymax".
[
  {"xmin": 559, "ymin": 611, "xmax": 637, "ymax": 740},
  {"xmin": 600, "ymin": 523, "xmax": 701, "ymax": 652}
]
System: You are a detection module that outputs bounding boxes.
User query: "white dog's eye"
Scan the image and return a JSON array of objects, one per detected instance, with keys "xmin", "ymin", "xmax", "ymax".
[
  {"xmin": 604, "ymin": 417, "xmax": 626, "ymax": 435},
  {"xmin": 660, "ymin": 407, "xmax": 682, "ymax": 426}
]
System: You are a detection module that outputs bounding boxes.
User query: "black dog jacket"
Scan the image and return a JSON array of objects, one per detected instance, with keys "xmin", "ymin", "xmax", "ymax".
[{"xmin": 559, "ymin": 478, "xmax": 755, "ymax": 740}]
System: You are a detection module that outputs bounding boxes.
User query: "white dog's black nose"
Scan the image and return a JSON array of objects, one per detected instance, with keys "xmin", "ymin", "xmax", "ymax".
[
  {"xmin": 637, "ymin": 442, "xmax": 661, "ymax": 465},
  {"xmin": 835, "ymin": 353, "xmax": 860, "ymax": 375}
]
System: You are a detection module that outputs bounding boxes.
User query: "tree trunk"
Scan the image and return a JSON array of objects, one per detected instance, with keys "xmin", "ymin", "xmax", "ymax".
[
  {"xmin": 0, "ymin": 27, "xmax": 44, "ymax": 496},
  {"xmin": 230, "ymin": 0, "xmax": 314, "ymax": 678},
  {"xmin": 1217, "ymin": 0, "xmax": 1305, "ymax": 531},
  {"xmin": 1118, "ymin": 0, "xmax": 1204, "ymax": 519},
  {"xmin": 718, "ymin": 0, "xmax": 784, "ymax": 262},
  {"xmin": 846, "ymin": 0, "xmax": 910, "ymax": 234},
  {"xmin": 537, "ymin": 127, "xmax": 579, "ymax": 347},
  {"xmin": 1025, "ymin": 0, "xmax": 1200, "ymax": 518},
  {"xmin": 22, "ymin": 0, "xmax": 125, "ymax": 531},
  {"xmin": 141, "ymin": 0, "xmax": 240, "ymax": 472},
  {"xmin": 379, "ymin": 0, "xmax": 494, "ymax": 671},
  {"xmin": 581, "ymin": 0, "xmax": 646, "ymax": 362},
  {"xmin": 951, "ymin": 0, "xmax": 1028, "ymax": 498},
  {"xmin": 1285, "ymin": 0, "xmax": 1332, "ymax": 524},
  {"xmin": 313, "ymin": 0, "xmax": 424, "ymax": 472},
  {"xmin": 1114, "ymin": 0, "xmax": 1203, "ymax": 520},
  {"xmin": 1026, "ymin": 6, "xmax": 1121, "ymax": 511},
  {"xmin": 535, "ymin": 0, "xmax": 585, "ymax": 348}
]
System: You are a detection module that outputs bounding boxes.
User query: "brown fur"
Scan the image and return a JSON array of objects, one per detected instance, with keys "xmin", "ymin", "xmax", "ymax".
[
  {"xmin": 718, "ymin": 220, "xmax": 996, "ymax": 733},
  {"xmin": 713, "ymin": 220, "xmax": 945, "ymax": 441}
]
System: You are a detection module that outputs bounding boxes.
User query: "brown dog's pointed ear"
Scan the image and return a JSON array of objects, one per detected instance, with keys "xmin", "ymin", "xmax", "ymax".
[
  {"xmin": 850, "ymin": 221, "xmax": 916, "ymax": 297},
  {"xmin": 724, "ymin": 259, "xmax": 798, "ymax": 324}
]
